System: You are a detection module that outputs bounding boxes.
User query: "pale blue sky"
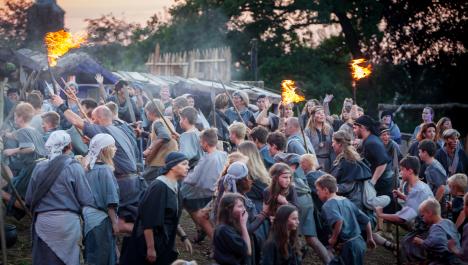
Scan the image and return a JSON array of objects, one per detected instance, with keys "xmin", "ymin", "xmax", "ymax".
[{"xmin": 58, "ymin": 0, "xmax": 174, "ymax": 32}]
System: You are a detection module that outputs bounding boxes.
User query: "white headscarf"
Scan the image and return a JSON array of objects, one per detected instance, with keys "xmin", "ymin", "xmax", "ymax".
[
  {"xmin": 45, "ymin": 130, "xmax": 71, "ymax": 160},
  {"xmin": 223, "ymin": 161, "xmax": 249, "ymax": 193},
  {"xmin": 86, "ymin": 133, "xmax": 115, "ymax": 169}
]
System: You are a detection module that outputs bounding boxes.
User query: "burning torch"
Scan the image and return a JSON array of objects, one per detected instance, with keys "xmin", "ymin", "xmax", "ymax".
[
  {"xmin": 281, "ymin": 80, "xmax": 309, "ymax": 153},
  {"xmin": 44, "ymin": 29, "xmax": 87, "ymax": 95},
  {"xmin": 350, "ymin": 58, "xmax": 372, "ymax": 103},
  {"xmin": 44, "ymin": 30, "xmax": 91, "ymax": 125}
]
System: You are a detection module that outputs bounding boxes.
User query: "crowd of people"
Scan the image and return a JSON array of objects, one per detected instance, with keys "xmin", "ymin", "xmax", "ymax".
[{"xmin": 1, "ymin": 75, "xmax": 468, "ymax": 265}]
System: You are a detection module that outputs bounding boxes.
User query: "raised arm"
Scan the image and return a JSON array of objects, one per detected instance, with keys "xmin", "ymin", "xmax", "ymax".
[
  {"xmin": 51, "ymin": 95, "xmax": 85, "ymax": 130},
  {"xmin": 256, "ymin": 101, "xmax": 271, "ymax": 127},
  {"xmin": 95, "ymin": 74, "xmax": 107, "ymax": 101}
]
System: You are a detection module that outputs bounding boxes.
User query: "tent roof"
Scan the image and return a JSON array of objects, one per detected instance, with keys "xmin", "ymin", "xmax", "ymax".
[{"xmin": 112, "ymin": 71, "xmax": 281, "ymax": 103}]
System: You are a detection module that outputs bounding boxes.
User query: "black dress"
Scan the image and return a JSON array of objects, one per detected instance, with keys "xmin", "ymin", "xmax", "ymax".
[
  {"xmin": 213, "ymin": 224, "xmax": 248, "ymax": 265},
  {"xmin": 120, "ymin": 179, "xmax": 182, "ymax": 265},
  {"xmin": 261, "ymin": 240, "xmax": 301, "ymax": 265}
]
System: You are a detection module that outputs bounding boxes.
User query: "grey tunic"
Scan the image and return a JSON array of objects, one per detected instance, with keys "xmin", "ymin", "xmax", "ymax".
[
  {"xmin": 305, "ymin": 127, "xmax": 335, "ymax": 172},
  {"xmin": 25, "ymin": 159, "xmax": 94, "ymax": 213},
  {"xmin": 25, "ymin": 158, "xmax": 93, "ymax": 265},
  {"xmin": 286, "ymin": 133, "xmax": 316, "ymax": 156},
  {"xmin": 181, "ymin": 150, "xmax": 227, "ymax": 199},
  {"xmin": 425, "ymin": 159, "xmax": 447, "ymax": 197},
  {"xmin": 397, "ymin": 181, "xmax": 434, "ymax": 222},
  {"xmin": 15, "ymin": 127, "xmax": 46, "ymax": 163},
  {"xmin": 179, "ymin": 129, "xmax": 204, "ymax": 162},
  {"xmin": 85, "ymin": 164, "xmax": 120, "ymax": 211},
  {"xmin": 322, "ymin": 196, "xmax": 369, "ymax": 265},
  {"xmin": 83, "ymin": 122, "xmax": 137, "ymax": 176},
  {"xmin": 422, "ymin": 219, "xmax": 460, "ymax": 260}
]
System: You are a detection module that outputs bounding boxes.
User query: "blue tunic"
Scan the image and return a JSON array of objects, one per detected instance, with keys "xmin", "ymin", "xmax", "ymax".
[
  {"xmin": 423, "ymin": 219, "xmax": 460, "ymax": 260},
  {"xmin": 83, "ymin": 164, "xmax": 120, "ymax": 265},
  {"xmin": 85, "ymin": 164, "xmax": 120, "ymax": 211},
  {"xmin": 322, "ymin": 196, "xmax": 369, "ymax": 265}
]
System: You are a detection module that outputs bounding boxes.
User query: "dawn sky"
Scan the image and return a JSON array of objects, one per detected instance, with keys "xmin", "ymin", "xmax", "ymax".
[{"xmin": 57, "ymin": 0, "xmax": 175, "ymax": 32}]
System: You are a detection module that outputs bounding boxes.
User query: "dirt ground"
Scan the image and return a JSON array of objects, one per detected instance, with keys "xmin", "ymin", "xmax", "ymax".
[{"xmin": 4, "ymin": 212, "xmax": 397, "ymax": 265}]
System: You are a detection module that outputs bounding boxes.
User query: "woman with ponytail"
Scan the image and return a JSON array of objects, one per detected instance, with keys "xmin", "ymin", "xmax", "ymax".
[
  {"xmin": 331, "ymin": 130, "xmax": 396, "ymax": 251},
  {"xmin": 330, "ymin": 130, "xmax": 373, "ymax": 213}
]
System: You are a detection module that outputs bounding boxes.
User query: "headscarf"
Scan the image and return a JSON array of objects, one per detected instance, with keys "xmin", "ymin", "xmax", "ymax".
[
  {"xmin": 85, "ymin": 133, "xmax": 115, "ymax": 169},
  {"xmin": 162, "ymin": 152, "xmax": 188, "ymax": 174},
  {"xmin": 45, "ymin": 130, "xmax": 71, "ymax": 160},
  {"xmin": 223, "ymin": 161, "xmax": 249, "ymax": 193}
]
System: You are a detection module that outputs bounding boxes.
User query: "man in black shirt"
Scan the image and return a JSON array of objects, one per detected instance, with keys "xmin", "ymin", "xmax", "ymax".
[
  {"xmin": 354, "ymin": 115, "xmax": 395, "ymax": 213},
  {"xmin": 98, "ymin": 79, "xmax": 141, "ymax": 123}
]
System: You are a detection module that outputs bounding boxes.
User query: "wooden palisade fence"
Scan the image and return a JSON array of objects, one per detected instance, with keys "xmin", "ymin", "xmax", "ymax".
[{"xmin": 146, "ymin": 44, "xmax": 232, "ymax": 82}]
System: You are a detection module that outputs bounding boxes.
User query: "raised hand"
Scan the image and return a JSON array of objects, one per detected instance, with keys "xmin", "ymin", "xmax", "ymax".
[
  {"xmin": 95, "ymin": 73, "xmax": 104, "ymax": 84},
  {"xmin": 324, "ymin": 94, "xmax": 334, "ymax": 104},
  {"xmin": 51, "ymin": 94, "xmax": 64, "ymax": 107}
]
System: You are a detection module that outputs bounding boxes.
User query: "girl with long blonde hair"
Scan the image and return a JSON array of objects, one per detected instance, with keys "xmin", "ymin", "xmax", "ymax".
[
  {"xmin": 82, "ymin": 133, "xmax": 120, "ymax": 265},
  {"xmin": 305, "ymin": 106, "xmax": 335, "ymax": 172}
]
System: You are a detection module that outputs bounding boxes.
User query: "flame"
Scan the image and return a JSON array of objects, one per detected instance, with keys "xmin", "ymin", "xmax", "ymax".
[
  {"xmin": 350, "ymin": 58, "xmax": 372, "ymax": 80},
  {"xmin": 45, "ymin": 30, "xmax": 87, "ymax": 67},
  {"xmin": 281, "ymin": 80, "xmax": 305, "ymax": 105}
]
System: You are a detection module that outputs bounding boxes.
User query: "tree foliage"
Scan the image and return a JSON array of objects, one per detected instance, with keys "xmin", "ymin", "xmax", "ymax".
[
  {"xmin": 0, "ymin": 0, "xmax": 33, "ymax": 48},
  {"xmin": 0, "ymin": 0, "xmax": 466, "ymax": 124}
]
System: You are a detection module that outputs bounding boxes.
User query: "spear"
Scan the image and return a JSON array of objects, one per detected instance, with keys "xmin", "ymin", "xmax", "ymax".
[
  {"xmin": 210, "ymin": 83, "xmax": 217, "ymax": 128},
  {"xmin": 145, "ymin": 92, "xmax": 179, "ymax": 138},
  {"xmin": 60, "ymin": 77, "xmax": 92, "ymax": 122},
  {"xmin": 219, "ymin": 80, "xmax": 244, "ymax": 123}
]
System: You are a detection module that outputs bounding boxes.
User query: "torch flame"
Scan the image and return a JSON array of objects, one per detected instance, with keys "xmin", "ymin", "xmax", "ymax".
[
  {"xmin": 350, "ymin": 58, "xmax": 372, "ymax": 80},
  {"xmin": 45, "ymin": 30, "xmax": 87, "ymax": 67},
  {"xmin": 281, "ymin": 80, "xmax": 305, "ymax": 105}
]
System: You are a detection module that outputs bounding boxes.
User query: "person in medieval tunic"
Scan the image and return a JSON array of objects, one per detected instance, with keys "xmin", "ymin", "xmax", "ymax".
[
  {"xmin": 435, "ymin": 129, "xmax": 468, "ymax": 176},
  {"xmin": 181, "ymin": 128, "xmax": 227, "ymax": 240},
  {"xmin": 25, "ymin": 130, "xmax": 94, "ymax": 265},
  {"xmin": 2, "ymin": 102, "xmax": 46, "ymax": 217},
  {"xmin": 284, "ymin": 117, "xmax": 317, "ymax": 160},
  {"xmin": 178, "ymin": 106, "xmax": 204, "ymax": 169},
  {"xmin": 208, "ymin": 93, "xmax": 231, "ymax": 145},
  {"xmin": 354, "ymin": 115, "xmax": 395, "ymax": 213},
  {"xmin": 225, "ymin": 90, "xmax": 256, "ymax": 128},
  {"xmin": 52, "ymin": 95, "xmax": 145, "ymax": 232},
  {"xmin": 102, "ymin": 80, "xmax": 141, "ymax": 123},
  {"xmin": 412, "ymin": 198, "xmax": 463, "ymax": 265},
  {"xmin": 82, "ymin": 134, "xmax": 120, "ymax": 265},
  {"xmin": 315, "ymin": 174, "xmax": 376, "ymax": 265},
  {"xmin": 305, "ymin": 106, "xmax": 335, "ymax": 172},
  {"xmin": 141, "ymin": 99, "xmax": 178, "ymax": 182},
  {"xmin": 120, "ymin": 152, "xmax": 192, "ymax": 265}
]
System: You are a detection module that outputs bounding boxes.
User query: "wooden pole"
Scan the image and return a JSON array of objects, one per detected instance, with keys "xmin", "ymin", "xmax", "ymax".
[
  {"xmin": 1, "ymin": 164, "xmax": 32, "ymax": 219},
  {"xmin": 60, "ymin": 78, "xmax": 91, "ymax": 122},
  {"xmin": 211, "ymin": 84, "xmax": 217, "ymax": 128},
  {"xmin": 219, "ymin": 81, "xmax": 244, "ymax": 122},
  {"xmin": 0, "ymin": 77, "xmax": 8, "ymax": 265}
]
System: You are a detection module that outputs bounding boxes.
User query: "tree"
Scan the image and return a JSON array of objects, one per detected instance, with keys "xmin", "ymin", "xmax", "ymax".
[
  {"xmin": 85, "ymin": 14, "xmax": 141, "ymax": 46},
  {"xmin": 0, "ymin": 0, "xmax": 33, "ymax": 48}
]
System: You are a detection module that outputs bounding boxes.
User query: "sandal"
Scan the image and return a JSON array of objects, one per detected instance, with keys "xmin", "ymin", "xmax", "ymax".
[{"xmin": 383, "ymin": 240, "xmax": 397, "ymax": 252}]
